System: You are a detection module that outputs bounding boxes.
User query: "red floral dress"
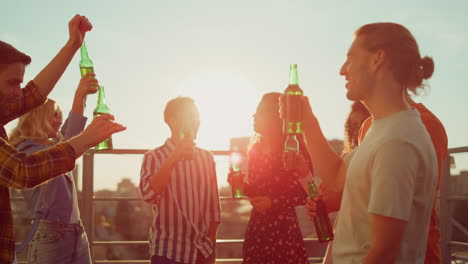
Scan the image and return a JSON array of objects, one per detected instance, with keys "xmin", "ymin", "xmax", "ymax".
[{"xmin": 242, "ymin": 144, "xmax": 309, "ymax": 264}]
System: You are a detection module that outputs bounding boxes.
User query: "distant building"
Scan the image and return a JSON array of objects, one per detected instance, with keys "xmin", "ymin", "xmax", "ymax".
[{"xmin": 453, "ymin": 171, "xmax": 468, "ymax": 196}]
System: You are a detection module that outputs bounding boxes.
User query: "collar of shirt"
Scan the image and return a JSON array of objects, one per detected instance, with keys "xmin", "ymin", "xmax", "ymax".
[{"xmin": 164, "ymin": 138, "xmax": 177, "ymax": 151}]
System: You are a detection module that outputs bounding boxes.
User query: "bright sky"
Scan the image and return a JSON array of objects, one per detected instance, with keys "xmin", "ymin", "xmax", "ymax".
[{"xmin": 3, "ymin": 0, "xmax": 468, "ymax": 190}]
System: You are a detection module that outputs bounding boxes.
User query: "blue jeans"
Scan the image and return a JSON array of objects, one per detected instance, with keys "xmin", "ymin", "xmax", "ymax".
[{"xmin": 28, "ymin": 220, "xmax": 91, "ymax": 264}]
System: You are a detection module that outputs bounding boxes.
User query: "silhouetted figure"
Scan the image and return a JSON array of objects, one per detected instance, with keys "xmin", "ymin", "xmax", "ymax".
[{"xmin": 139, "ymin": 97, "xmax": 220, "ymax": 264}]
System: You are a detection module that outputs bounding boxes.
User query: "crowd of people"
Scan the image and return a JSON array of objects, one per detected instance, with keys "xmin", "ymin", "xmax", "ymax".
[{"xmin": 0, "ymin": 14, "xmax": 447, "ymax": 264}]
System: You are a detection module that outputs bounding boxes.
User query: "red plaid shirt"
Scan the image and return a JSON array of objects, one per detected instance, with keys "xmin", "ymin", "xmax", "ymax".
[{"xmin": 0, "ymin": 81, "xmax": 77, "ymax": 263}]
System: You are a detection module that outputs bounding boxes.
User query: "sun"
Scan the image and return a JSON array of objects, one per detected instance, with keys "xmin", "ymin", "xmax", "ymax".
[{"xmin": 177, "ymin": 71, "xmax": 263, "ymax": 151}]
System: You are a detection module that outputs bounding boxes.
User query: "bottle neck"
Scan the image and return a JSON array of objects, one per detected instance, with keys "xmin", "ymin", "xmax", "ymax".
[
  {"xmin": 289, "ymin": 64, "xmax": 299, "ymax": 85},
  {"xmin": 179, "ymin": 124, "xmax": 195, "ymax": 140},
  {"xmin": 80, "ymin": 42, "xmax": 90, "ymax": 60},
  {"xmin": 80, "ymin": 42, "xmax": 94, "ymax": 68},
  {"xmin": 97, "ymin": 86, "xmax": 106, "ymax": 105},
  {"xmin": 308, "ymin": 180, "xmax": 318, "ymax": 198},
  {"xmin": 94, "ymin": 87, "xmax": 111, "ymax": 114}
]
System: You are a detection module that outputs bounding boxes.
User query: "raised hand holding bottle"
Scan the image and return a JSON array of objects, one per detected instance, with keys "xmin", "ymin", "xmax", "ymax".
[{"xmin": 283, "ymin": 64, "xmax": 304, "ymax": 171}]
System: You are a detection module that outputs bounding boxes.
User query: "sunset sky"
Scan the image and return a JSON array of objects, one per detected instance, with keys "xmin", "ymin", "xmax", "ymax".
[{"xmin": 3, "ymin": 0, "xmax": 467, "ymax": 190}]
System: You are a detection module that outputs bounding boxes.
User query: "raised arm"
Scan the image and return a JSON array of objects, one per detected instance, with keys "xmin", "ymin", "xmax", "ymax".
[
  {"xmin": 280, "ymin": 95, "xmax": 346, "ymax": 191},
  {"xmin": 148, "ymin": 139, "xmax": 194, "ymax": 194},
  {"xmin": 1, "ymin": 113, "xmax": 125, "ymax": 189},
  {"xmin": 71, "ymin": 72, "xmax": 98, "ymax": 115},
  {"xmin": 33, "ymin": 15, "xmax": 92, "ymax": 98},
  {"xmin": 61, "ymin": 73, "xmax": 98, "ymax": 140}
]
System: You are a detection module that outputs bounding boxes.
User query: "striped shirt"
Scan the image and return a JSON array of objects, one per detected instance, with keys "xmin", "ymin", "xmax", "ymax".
[
  {"xmin": 139, "ymin": 139, "xmax": 221, "ymax": 264},
  {"xmin": 0, "ymin": 81, "xmax": 77, "ymax": 263}
]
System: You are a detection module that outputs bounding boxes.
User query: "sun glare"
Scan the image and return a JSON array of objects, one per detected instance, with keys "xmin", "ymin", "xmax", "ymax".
[
  {"xmin": 230, "ymin": 152, "xmax": 243, "ymax": 166},
  {"xmin": 178, "ymin": 71, "xmax": 262, "ymax": 151}
]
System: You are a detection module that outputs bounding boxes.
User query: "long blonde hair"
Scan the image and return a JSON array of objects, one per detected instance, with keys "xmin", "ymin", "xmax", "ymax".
[{"xmin": 9, "ymin": 99, "xmax": 63, "ymax": 147}]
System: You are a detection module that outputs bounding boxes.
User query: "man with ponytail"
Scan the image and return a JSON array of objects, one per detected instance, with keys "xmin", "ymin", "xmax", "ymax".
[
  {"xmin": 357, "ymin": 91, "xmax": 448, "ymax": 264},
  {"xmin": 291, "ymin": 23, "xmax": 442, "ymax": 264}
]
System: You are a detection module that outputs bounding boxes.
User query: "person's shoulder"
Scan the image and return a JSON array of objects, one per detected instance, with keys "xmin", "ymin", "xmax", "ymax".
[
  {"xmin": 194, "ymin": 148, "xmax": 217, "ymax": 164},
  {"xmin": 196, "ymin": 147, "xmax": 214, "ymax": 157},
  {"xmin": 413, "ymin": 104, "xmax": 442, "ymax": 124},
  {"xmin": 144, "ymin": 143, "xmax": 169, "ymax": 157},
  {"xmin": 413, "ymin": 104, "xmax": 447, "ymax": 137}
]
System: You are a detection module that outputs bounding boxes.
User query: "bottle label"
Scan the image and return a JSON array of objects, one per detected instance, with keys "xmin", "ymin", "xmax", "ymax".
[
  {"xmin": 285, "ymin": 94, "xmax": 303, "ymax": 134},
  {"xmin": 80, "ymin": 66, "xmax": 94, "ymax": 77}
]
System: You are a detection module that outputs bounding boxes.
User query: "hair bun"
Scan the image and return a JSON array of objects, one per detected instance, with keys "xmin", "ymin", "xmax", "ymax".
[{"xmin": 421, "ymin": 56, "xmax": 434, "ymax": 79}]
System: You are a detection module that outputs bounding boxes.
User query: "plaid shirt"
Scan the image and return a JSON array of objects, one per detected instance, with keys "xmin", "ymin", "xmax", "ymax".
[{"xmin": 0, "ymin": 81, "xmax": 77, "ymax": 263}]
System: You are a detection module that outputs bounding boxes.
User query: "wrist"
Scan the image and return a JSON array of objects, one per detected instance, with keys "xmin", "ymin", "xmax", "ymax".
[
  {"xmin": 64, "ymin": 39, "xmax": 81, "ymax": 52},
  {"xmin": 73, "ymin": 92, "xmax": 86, "ymax": 104},
  {"xmin": 74, "ymin": 91, "xmax": 88, "ymax": 102},
  {"xmin": 67, "ymin": 135, "xmax": 90, "ymax": 157}
]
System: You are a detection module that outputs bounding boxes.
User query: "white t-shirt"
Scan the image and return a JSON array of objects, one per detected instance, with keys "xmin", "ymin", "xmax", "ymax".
[
  {"xmin": 322, "ymin": 151, "xmax": 356, "ymax": 264},
  {"xmin": 333, "ymin": 109, "xmax": 437, "ymax": 264}
]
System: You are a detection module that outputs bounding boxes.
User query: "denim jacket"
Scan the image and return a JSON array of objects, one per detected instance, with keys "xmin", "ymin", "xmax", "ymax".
[{"xmin": 19, "ymin": 112, "xmax": 87, "ymax": 224}]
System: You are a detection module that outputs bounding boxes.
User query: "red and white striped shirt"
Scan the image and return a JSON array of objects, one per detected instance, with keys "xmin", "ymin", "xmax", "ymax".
[{"xmin": 139, "ymin": 139, "xmax": 221, "ymax": 263}]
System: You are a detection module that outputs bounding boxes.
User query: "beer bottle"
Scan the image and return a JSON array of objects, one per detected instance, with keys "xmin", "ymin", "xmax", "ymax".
[
  {"xmin": 308, "ymin": 180, "xmax": 334, "ymax": 243},
  {"xmin": 179, "ymin": 113, "xmax": 195, "ymax": 160},
  {"xmin": 79, "ymin": 42, "xmax": 98, "ymax": 94},
  {"xmin": 230, "ymin": 152, "xmax": 246, "ymax": 199},
  {"xmin": 93, "ymin": 86, "xmax": 113, "ymax": 150},
  {"xmin": 79, "ymin": 42, "xmax": 95, "ymax": 77},
  {"xmin": 283, "ymin": 64, "xmax": 303, "ymax": 170}
]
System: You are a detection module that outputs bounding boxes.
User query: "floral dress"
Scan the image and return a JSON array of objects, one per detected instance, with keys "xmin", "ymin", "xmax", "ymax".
[{"xmin": 242, "ymin": 144, "xmax": 309, "ymax": 264}]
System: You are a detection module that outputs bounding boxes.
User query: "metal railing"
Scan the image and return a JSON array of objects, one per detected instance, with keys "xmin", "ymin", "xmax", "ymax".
[
  {"xmin": 440, "ymin": 146, "xmax": 468, "ymax": 264},
  {"xmin": 13, "ymin": 146, "xmax": 468, "ymax": 263},
  {"xmin": 81, "ymin": 149, "xmax": 325, "ymax": 263}
]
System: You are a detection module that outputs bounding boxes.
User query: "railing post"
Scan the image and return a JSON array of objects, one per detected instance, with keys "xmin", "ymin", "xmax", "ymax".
[
  {"xmin": 82, "ymin": 150, "xmax": 95, "ymax": 262},
  {"xmin": 440, "ymin": 156, "xmax": 452, "ymax": 264}
]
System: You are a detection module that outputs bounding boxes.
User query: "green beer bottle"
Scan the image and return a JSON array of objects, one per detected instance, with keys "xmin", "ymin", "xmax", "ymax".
[
  {"xmin": 283, "ymin": 64, "xmax": 303, "ymax": 171},
  {"xmin": 93, "ymin": 86, "xmax": 113, "ymax": 150},
  {"xmin": 308, "ymin": 180, "xmax": 334, "ymax": 243},
  {"xmin": 230, "ymin": 152, "xmax": 246, "ymax": 199},
  {"xmin": 79, "ymin": 42, "xmax": 95, "ymax": 77},
  {"xmin": 79, "ymin": 42, "xmax": 98, "ymax": 94}
]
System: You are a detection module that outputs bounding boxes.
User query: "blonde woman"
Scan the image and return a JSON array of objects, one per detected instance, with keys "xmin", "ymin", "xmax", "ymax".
[{"xmin": 10, "ymin": 73, "xmax": 97, "ymax": 264}]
